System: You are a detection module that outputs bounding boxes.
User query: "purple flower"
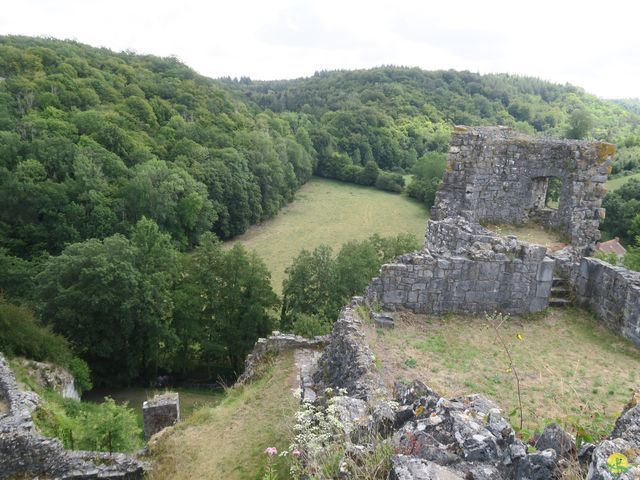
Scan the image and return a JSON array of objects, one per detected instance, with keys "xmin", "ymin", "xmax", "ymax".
[
  {"xmin": 264, "ymin": 447, "xmax": 278, "ymax": 457},
  {"xmin": 292, "ymin": 449, "xmax": 301, "ymax": 458}
]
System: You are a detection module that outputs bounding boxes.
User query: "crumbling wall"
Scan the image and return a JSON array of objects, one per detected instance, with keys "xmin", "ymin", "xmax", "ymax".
[
  {"xmin": 0, "ymin": 353, "xmax": 146, "ymax": 479},
  {"xmin": 432, "ymin": 126, "xmax": 614, "ymax": 247},
  {"xmin": 238, "ymin": 332, "xmax": 329, "ymax": 384},
  {"xmin": 574, "ymin": 257, "xmax": 640, "ymax": 347},
  {"xmin": 312, "ymin": 297, "xmax": 387, "ymax": 402},
  {"xmin": 365, "ymin": 218, "xmax": 555, "ymax": 315}
]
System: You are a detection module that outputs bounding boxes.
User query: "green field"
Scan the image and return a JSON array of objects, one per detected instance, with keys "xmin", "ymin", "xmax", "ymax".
[
  {"xmin": 226, "ymin": 177, "xmax": 429, "ymax": 292},
  {"xmin": 606, "ymin": 172, "xmax": 640, "ymax": 191}
]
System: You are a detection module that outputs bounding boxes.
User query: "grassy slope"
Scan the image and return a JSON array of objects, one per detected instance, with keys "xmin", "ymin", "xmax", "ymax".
[
  {"xmin": 365, "ymin": 308, "xmax": 640, "ymax": 440},
  {"xmin": 226, "ymin": 177, "xmax": 429, "ymax": 292},
  {"xmin": 148, "ymin": 352, "xmax": 298, "ymax": 480},
  {"xmin": 606, "ymin": 172, "xmax": 640, "ymax": 191}
]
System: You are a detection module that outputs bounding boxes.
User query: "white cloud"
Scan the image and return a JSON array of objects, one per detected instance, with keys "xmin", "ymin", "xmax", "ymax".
[{"xmin": 1, "ymin": 0, "xmax": 638, "ymax": 98}]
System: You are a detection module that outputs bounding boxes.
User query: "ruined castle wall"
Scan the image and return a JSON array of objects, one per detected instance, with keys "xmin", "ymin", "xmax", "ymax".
[
  {"xmin": 574, "ymin": 258, "xmax": 640, "ymax": 347},
  {"xmin": 365, "ymin": 218, "xmax": 555, "ymax": 315},
  {"xmin": 238, "ymin": 332, "xmax": 329, "ymax": 384},
  {"xmin": 432, "ymin": 126, "xmax": 613, "ymax": 247},
  {"xmin": 312, "ymin": 298, "xmax": 387, "ymax": 402}
]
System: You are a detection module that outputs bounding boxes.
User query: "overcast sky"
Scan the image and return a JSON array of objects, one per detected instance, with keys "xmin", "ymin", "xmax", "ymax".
[{"xmin": 2, "ymin": 0, "xmax": 638, "ymax": 99}]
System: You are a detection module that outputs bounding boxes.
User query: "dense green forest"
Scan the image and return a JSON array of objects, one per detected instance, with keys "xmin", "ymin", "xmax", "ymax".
[
  {"xmin": 223, "ymin": 68, "xmax": 640, "ymax": 177},
  {"xmin": 2, "ymin": 36, "xmax": 640, "ymax": 389}
]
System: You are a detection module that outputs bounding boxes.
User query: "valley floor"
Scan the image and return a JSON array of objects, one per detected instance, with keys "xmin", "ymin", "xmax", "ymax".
[
  {"xmin": 226, "ymin": 177, "xmax": 429, "ymax": 292},
  {"xmin": 364, "ymin": 307, "xmax": 640, "ymax": 440}
]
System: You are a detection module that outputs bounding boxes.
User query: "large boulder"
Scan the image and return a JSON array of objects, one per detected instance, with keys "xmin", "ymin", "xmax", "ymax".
[
  {"xmin": 394, "ymin": 380, "xmax": 441, "ymax": 408},
  {"xmin": 515, "ymin": 449, "xmax": 560, "ymax": 480},
  {"xmin": 390, "ymin": 455, "xmax": 465, "ymax": 480},
  {"xmin": 534, "ymin": 423, "xmax": 576, "ymax": 460}
]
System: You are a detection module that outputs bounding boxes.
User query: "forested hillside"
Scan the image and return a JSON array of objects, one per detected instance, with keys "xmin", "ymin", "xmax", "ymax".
[
  {"xmin": 224, "ymin": 68, "xmax": 640, "ymax": 178},
  {"xmin": 0, "ymin": 35, "xmax": 315, "ymax": 259},
  {"xmin": 2, "ymin": 36, "xmax": 639, "ymax": 262}
]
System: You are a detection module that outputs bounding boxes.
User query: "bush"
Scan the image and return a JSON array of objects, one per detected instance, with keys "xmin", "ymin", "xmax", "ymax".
[
  {"xmin": 291, "ymin": 313, "xmax": 333, "ymax": 337},
  {"xmin": 355, "ymin": 161, "xmax": 379, "ymax": 186},
  {"xmin": 374, "ymin": 172, "xmax": 404, "ymax": 193},
  {"xmin": 406, "ymin": 177, "xmax": 441, "ymax": 208},
  {"xmin": 0, "ymin": 303, "xmax": 72, "ymax": 364},
  {"xmin": 33, "ymin": 393, "xmax": 142, "ymax": 452},
  {"xmin": 281, "ymin": 234, "xmax": 421, "ymax": 332},
  {"xmin": 68, "ymin": 357, "xmax": 93, "ymax": 393}
]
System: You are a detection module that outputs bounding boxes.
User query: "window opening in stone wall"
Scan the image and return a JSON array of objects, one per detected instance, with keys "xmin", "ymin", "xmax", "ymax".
[
  {"xmin": 531, "ymin": 176, "xmax": 563, "ymax": 211},
  {"xmin": 545, "ymin": 177, "xmax": 562, "ymax": 209}
]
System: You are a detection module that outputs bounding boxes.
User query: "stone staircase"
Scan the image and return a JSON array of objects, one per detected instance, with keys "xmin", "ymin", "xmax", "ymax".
[{"xmin": 549, "ymin": 276, "xmax": 572, "ymax": 308}]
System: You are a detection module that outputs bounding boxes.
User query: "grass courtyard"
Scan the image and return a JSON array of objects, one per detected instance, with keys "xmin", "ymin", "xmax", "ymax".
[{"xmin": 364, "ymin": 307, "xmax": 640, "ymax": 441}]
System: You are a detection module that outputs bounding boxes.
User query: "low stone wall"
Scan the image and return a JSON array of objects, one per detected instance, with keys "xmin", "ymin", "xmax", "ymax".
[
  {"xmin": 312, "ymin": 297, "xmax": 387, "ymax": 402},
  {"xmin": 366, "ymin": 218, "xmax": 555, "ymax": 315},
  {"xmin": 0, "ymin": 353, "xmax": 146, "ymax": 479},
  {"xmin": 237, "ymin": 332, "xmax": 329, "ymax": 384},
  {"xmin": 575, "ymin": 257, "xmax": 640, "ymax": 347}
]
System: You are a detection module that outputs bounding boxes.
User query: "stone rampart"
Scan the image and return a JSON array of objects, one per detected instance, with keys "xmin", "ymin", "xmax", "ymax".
[
  {"xmin": 237, "ymin": 332, "xmax": 329, "ymax": 384},
  {"xmin": 143, "ymin": 393, "xmax": 180, "ymax": 440},
  {"xmin": 312, "ymin": 297, "xmax": 387, "ymax": 402},
  {"xmin": 365, "ymin": 218, "xmax": 555, "ymax": 315},
  {"xmin": 575, "ymin": 257, "xmax": 640, "ymax": 347}
]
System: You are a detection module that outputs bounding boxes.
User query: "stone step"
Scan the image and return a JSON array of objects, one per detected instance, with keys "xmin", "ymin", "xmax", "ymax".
[
  {"xmin": 551, "ymin": 287, "xmax": 570, "ymax": 298},
  {"xmin": 549, "ymin": 298, "xmax": 572, "ymax": 307},
  {"xmin": 552, "ymin": 276, "xmax": 566, "ymax": 285}
]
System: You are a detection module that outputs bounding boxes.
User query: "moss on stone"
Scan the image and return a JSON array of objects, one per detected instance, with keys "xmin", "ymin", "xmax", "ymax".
[{"xmin": 597, "ymin": 142, "xmax": 616, "ymax": 162}]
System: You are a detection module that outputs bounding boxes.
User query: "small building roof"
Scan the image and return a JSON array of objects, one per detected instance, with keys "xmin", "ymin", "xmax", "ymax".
[{"xmin": 596, "ymin": 237, "xmax": 627, "ymax": 256}]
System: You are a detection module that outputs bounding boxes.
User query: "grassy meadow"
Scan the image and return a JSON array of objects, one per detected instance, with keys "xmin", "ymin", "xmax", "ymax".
[
  {"xmin": 606, "ymin": 172, "xmax": 640, "ymax": 191},
  {"xmin": 364, "ymin": 308, "xmax": 640, "ymax": 441},
  {"xmin": 227, "ymin": 177, "xmax": 429, "ymax": 292},
  {"xmin": 482, "ymin": 221, "xmax": 567, "ymax": 247}
]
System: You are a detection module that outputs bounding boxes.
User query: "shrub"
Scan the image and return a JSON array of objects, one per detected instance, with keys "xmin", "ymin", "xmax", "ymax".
[
  {"xmin": 374, "ymin": 172, "xmax": 404, "ymax": 193},
  {"xmin": 291, "ymin": 313, "xmax": 333, "ymax": 337},
  {"xmin": 68, "ymin": 357, "xmax": 93, "ymax": 393},
  {"xmin": 33, "ymin": 393, "xmax": 142, "ymax": 452},
  {"xmin": 0, "ymin": 302, "xmax": 71, "ymax": 364}
]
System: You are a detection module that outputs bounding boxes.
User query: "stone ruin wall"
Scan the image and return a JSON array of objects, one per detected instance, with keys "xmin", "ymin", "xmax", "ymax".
[
  {"xmin": 143, "ymin": 393, "xmax": 180, "ymax": 441},
  {"xmin": 0, "ymin": 353, "xmax": 146, "ymax": 479},
  {"xmin": 277, "ymin": 126, "xmax": 638, "ymax": 479},
  {"xmin": 365, "ymin": 217, "xmax": 555, "ymax": 315},
  {"xmin": 575, "ymin": 257, "xmax": 640, "ymax": 347},
  {"xmin": 432, "ymin": 126, "xmax": 613, "ymax": 247},
  {"xmin": 237, "ymin": 332, "xmax": 329, "ymax": 384}
]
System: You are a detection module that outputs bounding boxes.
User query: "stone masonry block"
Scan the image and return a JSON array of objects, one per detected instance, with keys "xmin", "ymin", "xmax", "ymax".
[{"xmin": 143, "ymin": 393, "xmax": 180, "ymax": 440}]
